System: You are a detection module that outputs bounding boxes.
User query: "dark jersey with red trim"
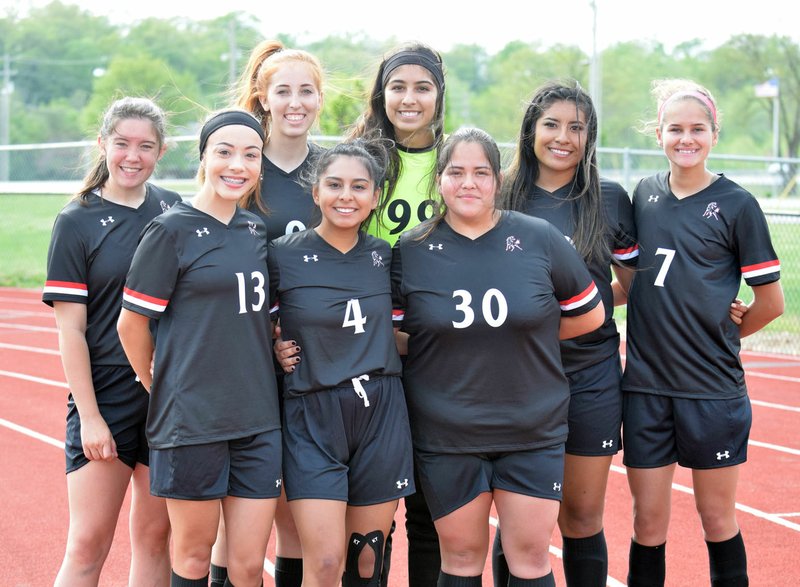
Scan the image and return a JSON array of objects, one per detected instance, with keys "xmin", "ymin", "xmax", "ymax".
[
  {"xmin": 392, "ymin": 211, "xmax": 601, "ymax": 453},
  {"xmin": 122, "ymin": 202, "xmax": 279, "ymax": 448},
  {"xmin": 42, "ymin": 185, "xmax": 181, "ymax": 366},
  {"xmin": 522, "ymin": 178, "xmax": 638, "ymax": 372},
  {"xmin": 248, "ymin": 143, "xmax": 324, "ymax": 242},
  {"xmin": 268, "ymin": 229, "xmax": 401, "ymax": 396},
  {"xmin": 622, "ymin": 172, "xmax": 781, "ymax": 399}
]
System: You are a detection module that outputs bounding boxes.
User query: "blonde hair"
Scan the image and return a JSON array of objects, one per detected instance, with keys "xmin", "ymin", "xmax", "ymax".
[{"xmin": 642, "ymin": 78, "xmax": 721, "ymax": 136}]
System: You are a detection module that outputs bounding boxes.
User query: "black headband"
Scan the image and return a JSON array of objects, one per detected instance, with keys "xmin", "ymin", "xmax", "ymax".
[
  {"xmin": 381, "ymin": 50, "xmax": 445, "ymax": 91},
  {"xmin": 199, "ymin": 110, "xmax": 265, "ymax": 157}
]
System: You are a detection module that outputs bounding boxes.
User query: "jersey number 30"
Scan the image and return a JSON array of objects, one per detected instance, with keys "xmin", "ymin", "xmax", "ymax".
[{"xmin": 452, "ymin": 288, "xmax": 508, "ymax": 328}]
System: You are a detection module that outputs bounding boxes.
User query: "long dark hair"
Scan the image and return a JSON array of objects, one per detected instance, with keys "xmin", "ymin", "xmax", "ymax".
[
  {"xmin": 347, "ymin": 42, "xmax": 446, "ymax": 204},
  {"xmin": 502, "ymin": 80, "xmax": 608, "ymax": 264}
]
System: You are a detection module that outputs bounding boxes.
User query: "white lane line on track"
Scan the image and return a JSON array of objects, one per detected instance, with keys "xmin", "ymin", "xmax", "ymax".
[
  {"xmin": 747, "ymin": 371, "xmax": 800, "ymax": 384},
  {"xmin": 748, "ymin": 439, "xmax": 800, "ymax": 456},
  {"xmin": 0, "ymin": 322, "xmax": 58, "ymax": 333},
  {"xmin": 610, "ymin": 465, "xmax": 800, "ymax": 532},
  {"xmin": 0, "ymin": 342, "xmax": 60, "ymax": 355},
  {"xmin": 0, "ymin": 370, "xmax": 68, "ymax": 388},
  {"xmin": 0, "ymin": 296, "xmax": 46, "ymax": 305},
  {"xmin": 750, "ymin": 399, "xmax": 800, "ymax": 412},
  {"xmin": 0, "ymin": 418, "xmax": 64, "ymax": 449},
  {"xmin": 488, "ymin": 516, "xmax": 626, "ymax": 586}
]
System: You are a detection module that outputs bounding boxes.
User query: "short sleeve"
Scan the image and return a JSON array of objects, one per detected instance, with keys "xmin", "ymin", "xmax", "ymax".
[
  {"xmin": 42, "ymin": 212, "xmax": 89, "ymax": 306},
  {"xmin": 122, "ymin": 221, "xmax": 180, "ymax": 319},
  {"xmin": 390, "ymin": 240, "xmax": 406, "ymax": 329},
  {"xmin": 609, "ymin": 183, "xmax": 639, "ymax": 266},
  {"xmin": 733, "ymin": 197, "xmax": 780, "ymax": 286},
  {"xmin": 548, "ymin": 224, "xmax": 601, "ymax": 317}
]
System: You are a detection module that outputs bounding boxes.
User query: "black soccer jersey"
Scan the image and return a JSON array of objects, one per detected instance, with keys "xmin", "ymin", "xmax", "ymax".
[
  {"xmin": 122, "ymin": 202, "xmax": 280, "ymax": 448},
  {"xmin": 522, "ymin": 178, "xmax": 638, "ymax": 372},
  {"xmin": 248, "ymin": 143, "xmax": 324, "ymax": 242},
  {"xmin": 392, "ymin": 211, "xmax": 601, "ymax": 453},
  {"xmin": 622, "ymin": 172, "xmax": 781, "ymax": 399},
  {"xmin": 42, "ymin": 185, "xmax": 181, "ymax": 366},
  {"xmin": 268, "ymin": 229, "xmax": 402, "ymax": 396}
]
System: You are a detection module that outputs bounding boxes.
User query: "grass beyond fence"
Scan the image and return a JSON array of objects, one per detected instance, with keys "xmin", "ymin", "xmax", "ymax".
[{"xmin": 1, "ymin": 193, "xmax": 797, "ymax": 354}]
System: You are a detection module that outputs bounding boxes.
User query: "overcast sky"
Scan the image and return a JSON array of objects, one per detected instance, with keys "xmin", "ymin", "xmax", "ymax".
[{"xmin": 7, "ymin": 0, "xmax": 800, "ymax": 56}]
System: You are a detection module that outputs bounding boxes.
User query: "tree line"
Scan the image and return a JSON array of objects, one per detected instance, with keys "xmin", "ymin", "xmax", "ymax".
[{"xmin": 2, "ymin": 1, "xmax": 800, "ymax": 160}]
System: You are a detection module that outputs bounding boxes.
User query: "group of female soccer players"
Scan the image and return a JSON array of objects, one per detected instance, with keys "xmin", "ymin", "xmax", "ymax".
[{"xmin": 44, "ymin": 38, "xmax": 783, "ymax": 587}]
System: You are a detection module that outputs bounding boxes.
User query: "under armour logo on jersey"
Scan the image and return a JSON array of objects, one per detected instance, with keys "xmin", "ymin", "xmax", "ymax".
[
  {"xmin": 553, "ymin": 482, "xmax": 562, "ymax": 492},
  {"xmin": 303, "ymin": 254, "xmax": 318, "ymax": 263},
  {"xmin": 247, "ymin": 221, "xmax": 258, "ymax": 236},
  {"xmin": 160, "ymin": 200, "xmax": 171, "ymax": 213},
  {"xmin": 703, "ymin": 202, "xmax": 720, "ymax": 220},
  {"xmin": 372, "ymin": 251, "xmax": 385, "ymax": 267},
  {"xmin": 716, "ymin": 451, "xmax": 730, "ymax": 460},
  {"xmin": 505, "ymin": 236, "xmax": 522, "ymax": 252},
  {"xmin": 428, "ymin": 243, "xmax": 443, "ymax": 250},
  {"xmin": 396, "ymin": 478, "xmax": 409, "ymax": 489},
  {"xmin": 99, "ymin": 216, "xmax": 114, "ymax": 226},
  {"xmin": 602, "ymin": 439, "xmax": 614, "ymax": 448},
  {"xmin": 196, "ymin": 227, "xmax": 210, "ymax": 237},
  {"xmin": 275, "ymin": 478, "xmax": 282, "ymax": 488},
  {"xmin": 648, "ymin": 195, "xmax": 659, "ymax": 202}
]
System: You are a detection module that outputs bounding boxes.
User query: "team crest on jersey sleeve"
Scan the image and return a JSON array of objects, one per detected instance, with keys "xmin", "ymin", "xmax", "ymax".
[
  {"xmin": 702, "ymin": 202, "xmax": 720, "ymax": 220},
  {"xmin": 247, "ymin": 221, "xmax": 259, "ymax": 236},
  {"xmin": 160, "ymin": 200, "xmax": 171, "ymax": 213},
  {"xmin": 505, "ymin": 235, "xmax": 522, "ymax": 252},
  {"xmin": 371, "ymin": 251, "xmax": 385, "ymax": 267}
]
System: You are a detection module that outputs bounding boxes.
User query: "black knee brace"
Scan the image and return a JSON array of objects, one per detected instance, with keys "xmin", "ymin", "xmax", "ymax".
[{"xmin": 343, "ymin": 530, "xmax": 384, "ymax": 587}]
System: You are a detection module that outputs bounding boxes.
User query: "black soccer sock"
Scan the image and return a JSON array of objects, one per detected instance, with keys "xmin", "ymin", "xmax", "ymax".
[
  {"xmin": 562, "ymin": 530, "xmax": 608, "ymax": 587},
  {"xmin": 381, "ymin": 519, "xmax": 395, "ymax": 586},
  {"xmin": 274, "ymin": 556, "xmax": 303, "ymax": 587},
  {"xmin": 706, "ymin": 531, "xmax": 748, "ymax": 586},
  {"xmin": 491, "ymin": 527, "xmax": 510, "ymax": 586},
  {"xmin": 170, "ymin": 570, "xmax": 209, "ymax": 587},
  {"xmin": 437, "ymin": 571, "xmax": 483, "ymax": 586},
  {"xmin": 508, "ymin": 570, "xmax": 556, "ymax": 586},
  {"xmin": 210, "ymin": 563, "xmax": 228, "ymax": 587},
  {"xmin": 406, "ymin": 485, "xmax": 441, "ymax": 587},
  {"xmin": 627, "ymin": 539, "xmax": 666, "ymax": 587}
]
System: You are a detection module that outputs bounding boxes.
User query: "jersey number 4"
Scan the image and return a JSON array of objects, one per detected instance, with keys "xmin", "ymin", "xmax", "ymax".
[
  {"xmin": 452, "ymin": 289, "xmax": 508, "ymax": 328},
  {"xmin": 343, "ymin": 298, "xmax": 367, "ymax": 334},
  {"xmin": 654, "ymin": 247, "xmax": 676, "ymax": 287}
]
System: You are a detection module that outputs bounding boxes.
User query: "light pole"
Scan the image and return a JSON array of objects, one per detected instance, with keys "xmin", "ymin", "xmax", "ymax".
[{"xmin": 589, "ymin": 0, "xmax": 602, "ymax": 146}]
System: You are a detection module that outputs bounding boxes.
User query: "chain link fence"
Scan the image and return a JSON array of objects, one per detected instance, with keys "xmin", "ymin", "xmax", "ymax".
[{"xmin": 1, "ymin": 137, "xmax": 798, "ymax": 355}]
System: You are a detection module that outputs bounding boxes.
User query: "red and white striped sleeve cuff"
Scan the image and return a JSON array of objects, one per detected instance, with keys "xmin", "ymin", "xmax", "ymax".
[
  {"xmin": 613, "ymin": 244, "xmax": 639, "ymax": 261},
  {"xmin": 43, "ymin": 280, "xmax": 88, "ymax": 297},
  {"xmin": 741, "ymin": 259, "xmax": 780, "ymax": 280},
  {"xmin": 559, "ymin": 282, "xmax": 599, "ymax": 312},
  {"xmin": 122, "ymin": 287, "xmax": 169, "ymax": 313}
]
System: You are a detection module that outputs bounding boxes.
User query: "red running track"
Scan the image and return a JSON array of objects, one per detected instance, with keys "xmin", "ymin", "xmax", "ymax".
[{"xmin": 1, "ymin": 286, "xmax": 798, "ymax": 586}]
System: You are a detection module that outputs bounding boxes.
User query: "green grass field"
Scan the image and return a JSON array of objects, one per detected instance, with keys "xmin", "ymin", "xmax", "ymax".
[{"xmin": 2, "ymin": 193, "xmax": 797, "ymax": 352}]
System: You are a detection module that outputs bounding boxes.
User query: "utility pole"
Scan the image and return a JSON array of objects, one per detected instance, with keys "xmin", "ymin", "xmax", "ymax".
[
  {"xmin": 1, "ymin": 53, "xmax": 13, "ymax": 182},
  {"xmin": 589, "ymin": 1, "xmax": 602, "ymax": 146},
  {"xmin": 228, "ymin": 18, "xmax": 238, "ymax": 88}
]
